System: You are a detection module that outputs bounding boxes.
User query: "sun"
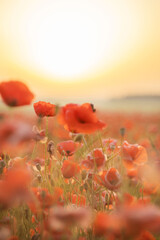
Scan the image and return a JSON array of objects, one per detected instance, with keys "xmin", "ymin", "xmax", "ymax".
[{"xmin": 1, "ymin": 0, "xmax": 141, "ymax": 82}]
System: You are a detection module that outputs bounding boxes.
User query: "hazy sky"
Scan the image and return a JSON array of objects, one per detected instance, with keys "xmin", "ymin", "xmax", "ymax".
[{"xmin": 0, "ymin": 0, "xmax": 160, "ymax": 101}]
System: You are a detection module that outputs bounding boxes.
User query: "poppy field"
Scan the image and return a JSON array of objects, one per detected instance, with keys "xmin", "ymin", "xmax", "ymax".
[{"xmin": 0, "ymin": 80, "xmax": 160, "ymax": 240}]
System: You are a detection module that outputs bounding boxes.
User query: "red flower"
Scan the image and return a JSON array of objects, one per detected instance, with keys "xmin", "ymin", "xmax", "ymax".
[
  {"xmin": 104, "ymin": 167, "xmax": 121, "ymax": 191},
  {"xmin": 58, "ymin": 103, "xmax": 106, "ymax": 134},
  {"xmin": 57, "ymin": 140, "xmax": 81, "ymax": 156},
  {"xmin": 82, "ymin": 148, "xmax": 106, "ymax": 169},
  {"xmin": 103, "ymin": 138, "xmax": 118, "ymax": 153},
  {"xmin": 0, "ymin": 81, "xmax": 34, "ymax": 106},
  {"xmin": 93, "ymin": 212, "xmax": 122, "ymax": 237},
  {"xmin": 122, "ymin": 141, "xmax": 148, "ymax": 169},
  {"xmin": 33, "ymin": 101, "xmax": 56, "ymax": 117},
  {"xmin": 61, "ymin": 160, "xmax": 80, "ymax": 178}
]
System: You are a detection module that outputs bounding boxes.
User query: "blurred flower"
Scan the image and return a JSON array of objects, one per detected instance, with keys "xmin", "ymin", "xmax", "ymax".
[
  {"xmin": 0, "ymin": 167, "xmax": 32, "ymax": 209},
  {"xmin": 82, "ymin": 148, "xmax": 106, "ymax": 169},
  {"xmin": 32, "ymin": 125, "xmax": 47, "ymax": 143},
  {"xmin": 103, "ymin": 138, "xmax": 118, "ymax": 152},
  {"xmin": 0, "ymin": 226, "xmax": 11, "ymax": 240},
  {"xmin": 47, "ymin": 205, "xmax": 91, "ymax": 231},
  {"xmin": 104, "ymin": 167, "xmax": 121, "ymax": 191},
  {"xmin": 58, "ymin": 103, "xmax": 106, "ymax": 134},
  {"xmin": 0, "ymin": 80, "xmax": 34, "ymax": 107},
  {"xmin": 93, "ymin": 212, "xmax": 122, "ymax": 238},
  {"xmin": 61, "ymin": 160, "xmax": 80, "ymax": 178},
  {"xmin": 28, "ymin": 187, "xmax": 63, "ymax": 213},
  {"xmin": 57, "ymin": 140, "xmax": 81, "ymax": 156},
  {"xmin": 122, "ymin": 141, "xmax": 148, "ymax": 169},
  {"xmin": 135, "ymin": 230, "xmax": 155, "ymax": 240},
  {"xmin": 0, "ymin": 119, "xmax": 33, "ymax": 145},
  {"xmin": 120, "ymin": 204, "xmax": 160, "ymax": 236}
]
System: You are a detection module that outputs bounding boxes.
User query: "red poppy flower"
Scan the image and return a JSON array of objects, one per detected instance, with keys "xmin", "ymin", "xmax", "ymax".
[
  {"xmin": 82, "ymin": 148, "xmax": 106, "ymax": 169},
  {"xmin": 61, "ymin": 160, "xmax": 80, "ymax": 178},
  {"xmin": 57, "ymin": 140, "xmax": 81, "ymax": 156},
  {"xmin": 0, "ymin": 81, "xmax": 34, "ymax": 106},
  {"xmin": 93, "ymin": 212, "xmax": 122, "ymax": 237},
  {"xmin": 104, "ymin": 167, "xmax": 121, "ymax": 191},
  {"xmin": 58, "ymin": 103, "xmax": 106, "ymax": 134},
  {"xmin": 103, "ymin": 138, "xmax": 118, "ymax": 153},
  {"xmin": 122, "ymin": 141, "xmax": 148, "ymax": 169},
  {"xmin": 33, "ymin": 101, "xmax": 56, "ymax": 117}
]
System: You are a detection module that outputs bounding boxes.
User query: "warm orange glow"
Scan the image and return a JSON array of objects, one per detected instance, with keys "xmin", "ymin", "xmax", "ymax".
[{"xmin": 0, "ymin": 0, "xmax": 160, "ymax": 98}]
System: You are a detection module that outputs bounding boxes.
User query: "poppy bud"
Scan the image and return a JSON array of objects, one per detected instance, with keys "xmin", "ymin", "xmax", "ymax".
[
  {"xmin": 120, "ymin": 127, "xmax": 126, "ymax": 137},
  {"xmin": 37, "ymin": 175, "xmax": 42, "ymax": 183},
  {"xmin": 47, "ymin": 140, "xmax": 54, "ymax": 156},
  {"xmin": 36, "ymin": 163, "xmax": 41, "ymax": 172},
  {"xmin": 81, "ymin": 170, "xmax": 87, "ymax": 180},
  {"xmin": 74, "ymin": 134, "xmax": 83, "ymax": 142}
]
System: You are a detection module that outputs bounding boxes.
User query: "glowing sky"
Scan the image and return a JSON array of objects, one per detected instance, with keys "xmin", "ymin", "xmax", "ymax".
[{"xmin": 0, "ymin": 0, "xmax": 160, "ymax": 100}]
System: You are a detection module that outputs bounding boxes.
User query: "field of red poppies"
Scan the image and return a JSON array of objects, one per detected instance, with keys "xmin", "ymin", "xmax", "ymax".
[{"xmin": 0, "ymin": 81, "xmax": 160, "ymax": 240}]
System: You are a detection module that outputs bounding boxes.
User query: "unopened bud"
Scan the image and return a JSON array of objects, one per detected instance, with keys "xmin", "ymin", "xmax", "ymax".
[
  {"xmin": 81, "ymin": 170, "xmax": 87, "ymax": 180},
  {"xmin": 41, "ymin": 190, "xmax": 46, "ymax": 199},
  {"xmin": 120, "ymin": 127, "xmax": 126, "ymax": 137},
  {"xmin": 74, "ymin": 134, "xmax": 83, "ymax": 142},
  {"xmin": 47, "ymin": 140, "xmax": 54, "ymax": 156},
  {"xmin": 37, "ymin": 175, "xmax": 42, "ymax": 183},
  {"xmin": 36, "ymin": 163, "xmax": 41, "ymax": 171}
]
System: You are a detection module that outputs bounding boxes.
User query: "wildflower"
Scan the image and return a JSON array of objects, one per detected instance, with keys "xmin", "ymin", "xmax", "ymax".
[
  {"xmin": 28, "ymin": 187, "xmax": 63, "ymax": 213},
  {"xmin": 104, "ymin": 167, "xmax": 121, "ymax": 191},
  {"xmin": 57, "ymin": 140, "xmax": 81, "ymax": 156},
  {"xmin": 0, "ymin": 118, "xmax": 33, "ymax": 145},
  {"xmin": 33, "ymin": 101, "xmax": 56, "ymax": 117},
  {"xmin": 82, "ymin": 148, "xmax": 106, "ymax": 169},
  {"xmin": 93, "ymin": 212, "xmax": 122, "ymax": 237},
  {"xmin": 122, "ymin": 141, "xmax": 148, "ymax": 169},
  {"xmin": 61, "ymin": 160, "xmax": 80, "ymax": 178},
  {"xmin": 58, "ymin": 103, "xmax": 106, "ymax": 134},
  {"xmin": 47, "ymin": 205, "xmax": 91, "ymax": 231},
  {"xmin": 120, "ymin": 204, "xmax": 160, "ymax": 236},
  {"xmin": 0, "ymin": 80, "xmax": 34, "ymax": 106},
  {"xmin": 0, "ymin": 167, "xmax": 32, "ymax": 209},
  {"xmin": 103, "ymin": 138, "xmax": 118, "ymax": 152}
]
